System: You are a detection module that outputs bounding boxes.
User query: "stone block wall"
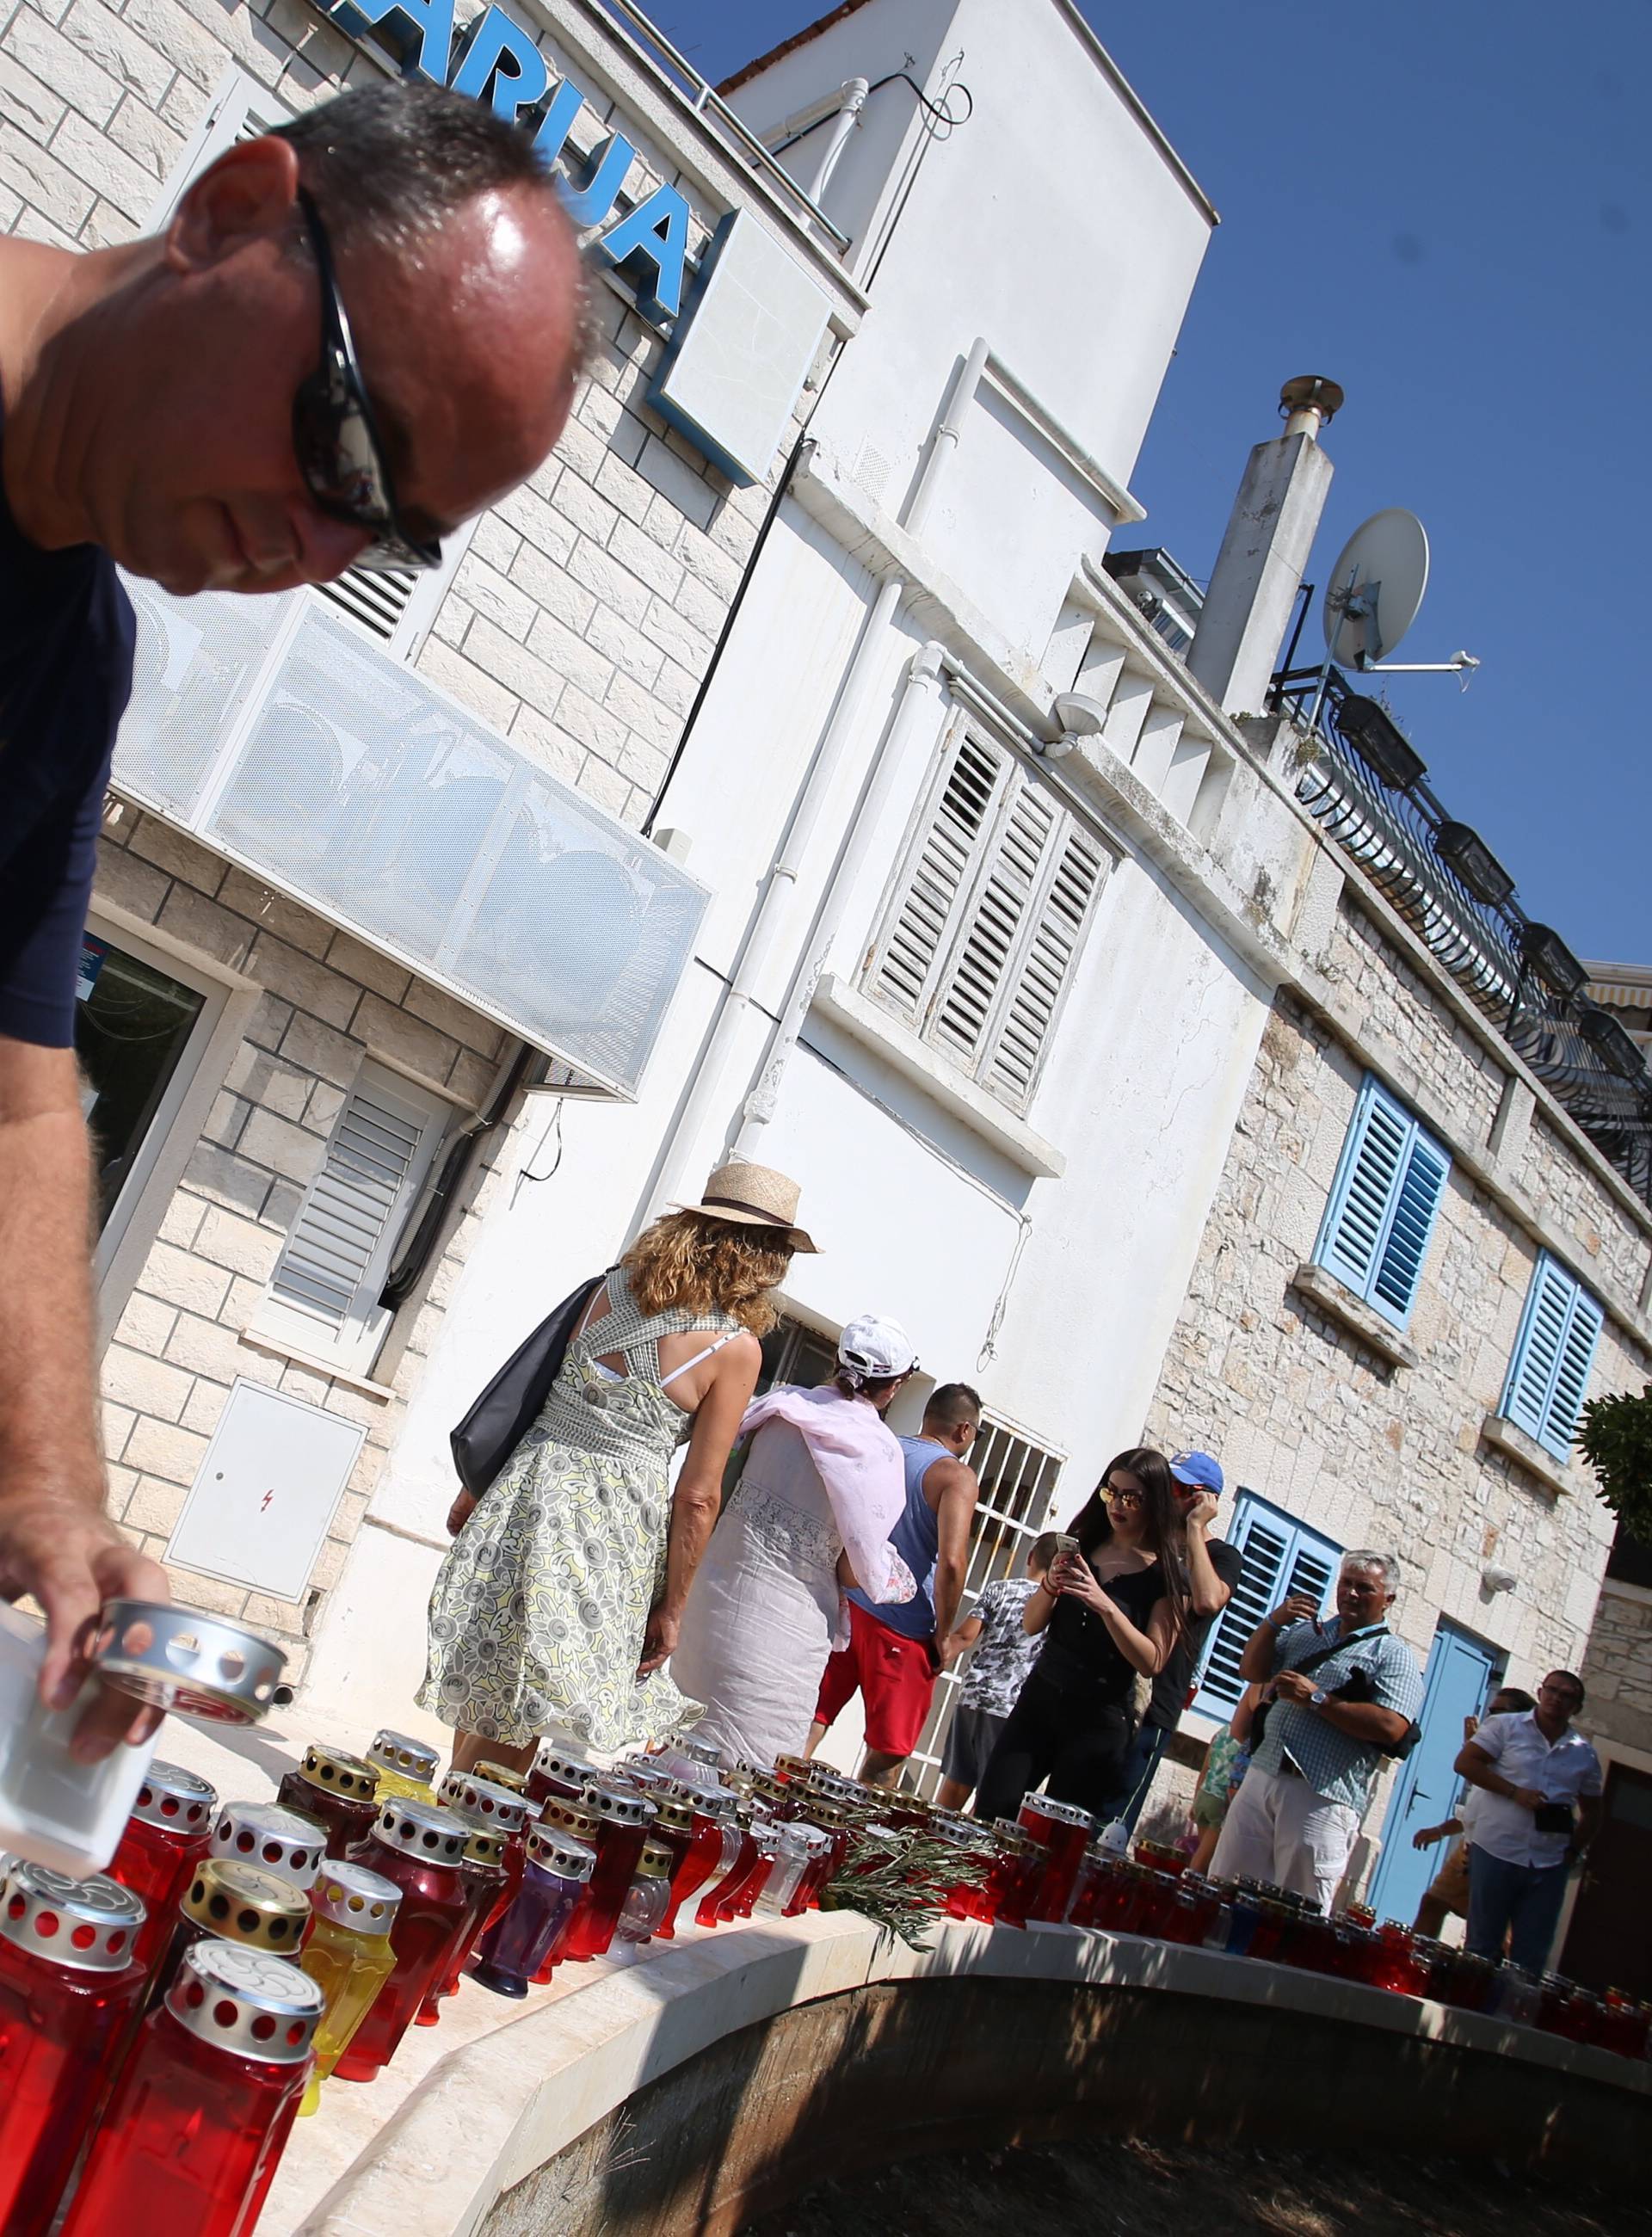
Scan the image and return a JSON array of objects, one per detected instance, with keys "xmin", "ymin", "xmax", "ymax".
[
  {"xmin": 95, "ymin": 802, "xmax": 522, "ymax": 1687},
  {"xmin": 1144, "ymin": 891, "xmax": 1652, "ymax": 1731},
  {"xmin": 1581, "ymin": 1582, "xmax": 1652, "ymax": 1754}
]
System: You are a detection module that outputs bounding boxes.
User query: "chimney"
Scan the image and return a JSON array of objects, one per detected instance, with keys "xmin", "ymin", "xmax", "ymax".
[{"xmin": 1187, "ymin": 376, "xmax": 1343, "ymax": 717}]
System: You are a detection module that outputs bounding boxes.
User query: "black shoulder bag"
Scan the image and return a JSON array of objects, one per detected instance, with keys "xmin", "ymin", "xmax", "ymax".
[{"xmin": 449, "ymin": 1272, "xmax": 605, "ymax": 1497}]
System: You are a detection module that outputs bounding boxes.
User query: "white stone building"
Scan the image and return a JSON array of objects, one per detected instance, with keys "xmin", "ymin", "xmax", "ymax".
[{"xmin": 12, "ymin": 0, "xmax": 1649, "ymax": 1958}]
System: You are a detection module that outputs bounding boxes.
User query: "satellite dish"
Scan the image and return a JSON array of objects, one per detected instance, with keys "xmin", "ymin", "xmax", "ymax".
[{"xmin": 1321, "ymin": 508, "xmax": 1429, "ymax": 668}]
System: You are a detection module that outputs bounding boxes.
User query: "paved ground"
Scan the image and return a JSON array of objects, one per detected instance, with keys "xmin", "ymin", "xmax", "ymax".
[{"xmin": 742, "ymin": 2136, "xmax": 1652, "ymax": 2236}]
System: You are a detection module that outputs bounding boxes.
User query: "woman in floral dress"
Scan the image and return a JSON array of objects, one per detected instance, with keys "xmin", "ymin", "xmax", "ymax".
[{"xmin": 419, "ymin": 1162, "xmax": 814, "ymax": 1772}]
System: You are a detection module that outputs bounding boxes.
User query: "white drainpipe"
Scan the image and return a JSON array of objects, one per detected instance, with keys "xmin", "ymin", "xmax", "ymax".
[
  {"xmin": 805, "ymin": 78, "xmax": 869, "ymax": 205},
  {"xmin": 638, "ymin": 338, "xmax": 990, "ymax": 1222}
]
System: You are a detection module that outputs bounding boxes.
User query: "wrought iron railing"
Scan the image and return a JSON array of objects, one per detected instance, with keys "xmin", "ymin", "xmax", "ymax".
[{"xmin": 1273, "ymin": 664, "xmax": 1651, "ymax": 1210}]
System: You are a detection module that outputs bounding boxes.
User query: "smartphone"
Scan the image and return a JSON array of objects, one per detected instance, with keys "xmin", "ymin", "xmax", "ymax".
[{"xmin": 1051, "ymin": 1533, "xmax": 1079, "ymax": 1560}]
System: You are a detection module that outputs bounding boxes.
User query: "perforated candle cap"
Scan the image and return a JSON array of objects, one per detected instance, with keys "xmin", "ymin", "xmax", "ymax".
[
  {"xmin": 367, "ymin": 1797, "xmax": 468, "ymax": 1868},
  {"xmin": 212, "ymin": 1802, "xmax": 326, "ymax": 1889},
  {"xmin": 130, "ymin": 1759, "xmax": 219, "ymax": 1836},
  {"xmin": 90, "ymin": 1599, "xmax": 285, "ymax": 1724},
  {"xmin": 587, "ymin": 1782, "xmax": 656, "ymax": 1829},
  {"xmin": 165, "ymin": 1940, "xmax": 322, "ymax": 2063},
  {"xmin": 652, "ymin": 1796, "xmax": 695, "ymax": 1837},
  {"xmin": 540, "ymin": 1797, "xmax": 600, "ymax": 1842},
  {"xmin": 297, "ymin": 1745, "xmax": 379, "ymax": 1804},
  {"xmin": 636, "ymin": 1839, "xmax": 674, "ymax": 1878},
  {"xmin": 1026, "ymin": 1797, "xmax": 1094, "ymax": 1831},
  {"xmin": 310, "ymin": 1860, "xmax": 403, "ymax": 1933},
  {"xmin": 0, "ymin": 1860, "xmax": 145, "ymax": 1974},
  {"xmin": 182, "ymin": 1859, "xmax": 311, "ymax": 1953},
  {"xmin": 533, "ymin": 1741, "xmax": 600, "ymax": 1790},
  {"xmin": 526, "ymin": 1825, "xmax": 595, "ymax": 1882},
  {"xmin": 676, "ymin": 1735, "xmax": 724, "ymax": 1770},
  {"xmin": 367, "ymin": 1730, "xmax": 441, "ymax": 1783},
  {"xmin": 438, "ymin": 1773, "xmax": 530, "ymax": 1836},
  {"xmin": 460, "ymin": 1825, "xmax": 508, "ymax": 1870},
  {"xmin": 472, "ymin": 1760, "xmax": 531, "ymax": 1796}
]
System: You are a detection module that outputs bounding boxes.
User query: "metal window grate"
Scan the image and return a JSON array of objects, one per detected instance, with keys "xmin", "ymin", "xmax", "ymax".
[{"xmin": 903, "ymin": 1417, "xmax": 1066, "ymax": 1800}]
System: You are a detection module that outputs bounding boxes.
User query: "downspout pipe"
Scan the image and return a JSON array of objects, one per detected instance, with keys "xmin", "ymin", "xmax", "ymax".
[
  {"xmin": 379, "ymin": 1040, "xmax": 533, "ymax": 1311},
  {"xmin": 804, "ymin": 78, "xmax": 868, "ymax": 205},
  {"xmin": 638, "ymin": 338, "xmax": 989, "ymax": 1217}
]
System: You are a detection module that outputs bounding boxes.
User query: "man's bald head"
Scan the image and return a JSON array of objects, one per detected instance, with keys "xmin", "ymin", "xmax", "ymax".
[{"xmin": 10, "ymin": 84, "xmax": 590, "ymax": 595}]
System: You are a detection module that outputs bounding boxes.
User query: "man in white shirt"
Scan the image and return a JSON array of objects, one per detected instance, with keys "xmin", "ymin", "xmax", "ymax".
[
  {"xmin": 1455, "ymin": 1671, "xmax": 1603, "ymax": 1973},
  {"xmin": 1409, "ymin": 1685, "xmax": 1536, "ymax": 1936}
]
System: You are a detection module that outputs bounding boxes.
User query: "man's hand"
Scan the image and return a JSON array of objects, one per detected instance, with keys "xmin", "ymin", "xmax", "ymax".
[
  {"xmin": 1268, "ymin": 1592, "xmax": 1320, "ymax": 1630},
  {"xmin": 447, "ymin": 1489, "xmax": 478, "ymax": 1538},
  {"xmin": 0, "ymin": 1495, "xmax": 169, "ymax": 1759},
  {"xmin": 1510, "ymin": 1784, "xmax": 1545, "ymax": 1813},
  {"xmin": 1411, "ymin": 1822, "xmax": 1451, "ymax": 1851},
  {"xmin": 1270, "ymin": 1669, "xmax": 1319, "ymax": 1706},
  {"xmin": 1183, "ymin": 1491, "xmax": 1219, "ymax": 1531},
  {"xmin": 637, "ymin": 1604, "xmax": 679, "ymax": 1679},
  {"xmin": 936, "ymin": 1632, "xmax": 961, "ymax": 1673}
]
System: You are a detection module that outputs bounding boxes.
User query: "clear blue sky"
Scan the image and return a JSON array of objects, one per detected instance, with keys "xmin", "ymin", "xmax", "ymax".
[{"xmin": 641, "ymin": 0, "xmax": 1651, "ymax": 966}]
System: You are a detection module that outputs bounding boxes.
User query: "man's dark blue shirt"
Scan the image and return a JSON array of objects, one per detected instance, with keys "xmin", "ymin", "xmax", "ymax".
[{"xmin": 0, "ymin": 410, "xmax": 136, "ymax": 1048}]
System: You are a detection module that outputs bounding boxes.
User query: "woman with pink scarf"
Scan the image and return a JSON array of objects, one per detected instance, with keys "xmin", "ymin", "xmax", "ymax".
[{"xmin": 669, "ymin": 1316, "xmax": 919, "ymax": 1770}]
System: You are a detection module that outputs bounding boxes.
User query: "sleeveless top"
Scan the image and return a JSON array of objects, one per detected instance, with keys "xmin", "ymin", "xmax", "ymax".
[
  {"xmin": 848, "ymin": 1436, "xmax": 945, "ymax": 1639},
  {"xmin": 1037, "ymin": 1559, "xmax": 1166, "ymax": 1704},
  {"xmin": 523, "ymin": 1266, "xmax": 742, "ymax": 1469}
]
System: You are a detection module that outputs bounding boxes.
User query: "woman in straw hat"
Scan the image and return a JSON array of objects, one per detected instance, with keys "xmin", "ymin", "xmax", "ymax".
[
  {"xmin": 669, "ymin": 1314, "xmax": 920, "ymax": 1772},
  {"xmin": 419, "ymin": 1161, "xmax": 813, "ymax": 1771}
]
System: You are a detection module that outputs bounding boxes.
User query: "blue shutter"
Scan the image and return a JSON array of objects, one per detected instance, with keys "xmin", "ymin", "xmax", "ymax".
[
  {"xmin": 1503, "ymin": 1255, "xmax": 1604, "ymax": 1461},
  {"xmin": 1192, "ymin": 1493, "xmax": 1342, "ymax": 1718},
  {"xmin": 1314, "ymin": 1075, "xmax": 1450, "ymax": 1329}
]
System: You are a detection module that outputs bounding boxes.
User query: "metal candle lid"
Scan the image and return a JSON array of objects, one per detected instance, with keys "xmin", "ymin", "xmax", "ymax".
[
  {"xmin": 438, "ymin": 1773, "xmax": 530, "ymax": 1837},
  {"xmin": 212, "ymin": 1802, "xmax": 326, "ymax": 1889},
  {"xmin": 296, "ymin": 1745, "xmax": 379, "ymax": 1805},
  {"xmin": 676, "ymin": 1735, "xmax": 723, "ymax": 1770},
  {"xmin": 90, "ymin": 1600, "xmax": 286, "ymax": 1725},
  {"xmin": 310, "ymin": 1859, "xmax": 403, "ymax": 1933},
  {"xmin": 541, "ymin": 1796, "xmax": 600, "ymax": 1842},
  {"xmin": 130, "ymin": 1760, "xmax": 219, "ymax": 1836},
  {"xmin": 750, "ymin": 1821, "xmax": 785, "ymax": 1856},
  {"xmin": 587, "ymin": 1782, "xmax": 656, "ymax": 1829},
  {"xmin": 460, "ymin": 1825, "xmax": 508, "ymax": 1870},
  {"xmin": 367, "ymin": 1730, "xmax": 441, "ymax": 1783},
  {"xmin": 182, "ymin": 1859, "xmax": 310, "ymax": 1953},
  {"xmin": 0, "ymin": 1860, "xmax": 145, "ymax": 1974},
  {"xmin": 533, "ymin": 1741, "xmax": 600, "ymax": 1790},
  {"xmin": 165, "ymin": 1940, "xmax": 322, "ymax": 2063},
  {"xmin": 1026, "ymin": 1797, "xmax": 1094, "ymax": 1831},
  {"xmin": 527, "ymin": 1824, "xmax": 595, "ymax": 1882},
  {"xmin": 367, "ymin": 1797, "xmax": 468, "ymax": 1868},
  {"xmin": 653, "ymin": 1796, "xmax": 695, "ymax": 1837},
  {"xmin": 636, "ymin": 1838, "xmax": 674, "ymax": 1879},
  {"xmin": 472, "ymin": 1760, "xmax": 532, "ymax": 1796}
]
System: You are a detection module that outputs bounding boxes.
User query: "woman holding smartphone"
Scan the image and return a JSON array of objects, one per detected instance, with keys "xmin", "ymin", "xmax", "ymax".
[{"xmin": 974, "ymin": 1448, "xmax": 1188, "ymax": 1823}]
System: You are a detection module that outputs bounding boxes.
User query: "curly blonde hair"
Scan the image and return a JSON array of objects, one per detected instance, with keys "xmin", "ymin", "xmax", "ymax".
[{"xmin": 622, "ymin": 1211, "xmax": 791, "ymax": 1336}]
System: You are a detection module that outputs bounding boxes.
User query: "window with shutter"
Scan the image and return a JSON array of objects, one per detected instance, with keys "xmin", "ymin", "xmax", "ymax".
[
  {"xmin": 1313, "ymin": 1075, "xmax": 1451, "ymax": 1329},
  {"xmin": 866, "ymin": 722, "xmax": 1109, "ymax": 1112},
  {"xmin": 1501, "ymin": 1253, "xmax": 1605, "ymax": 1461},
  {"xmin": 1192, "ymin": 1493, "xmax": 1342, "ymax": 1719},
  {"xmin": 258, "ymin": 1063, "xmax": 448, "ymax": 1372},
  {"xmin": 145, "ymin": 68, "xmax": 472, "ymax": 661}
]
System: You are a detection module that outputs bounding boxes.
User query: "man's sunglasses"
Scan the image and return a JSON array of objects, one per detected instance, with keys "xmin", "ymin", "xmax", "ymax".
[{"xmin": 292, "ymin": 188, "xmax": 441, "ymax": 575}]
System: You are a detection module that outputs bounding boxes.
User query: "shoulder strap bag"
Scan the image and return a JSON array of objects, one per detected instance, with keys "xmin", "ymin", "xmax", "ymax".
[
  {"xmin": 1249, "ymin": 1624, "xmax": 1397, "ymax": 1756},
  {"xmin": 449, "ymin": 1271, "xmax": 606, "ymax": 1497}
]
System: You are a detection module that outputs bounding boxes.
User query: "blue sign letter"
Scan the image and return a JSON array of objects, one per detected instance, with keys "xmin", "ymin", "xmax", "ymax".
[
  {"xmin": 593, "ymin": 183, "xmax": 690, "ymax": 324},
  {"xmin": 319, "ymin": 0, "xmax": 454, "ymax": 83},
  {"xmin": 558, "ymin": 132, "xmax": 635, "ymax": 229},
  {"xmin": 450, "ymin": 5, "xmax": 549, "ymax": 121}
]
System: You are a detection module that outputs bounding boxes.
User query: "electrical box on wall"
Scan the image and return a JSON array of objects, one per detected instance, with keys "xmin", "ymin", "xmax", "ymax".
[{"xmin": 166, "ymin": 1379, "xmax": 367, "ymax": 1604}]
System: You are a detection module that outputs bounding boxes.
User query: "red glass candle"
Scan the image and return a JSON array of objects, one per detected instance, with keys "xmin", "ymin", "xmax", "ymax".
[
  {"xmin": 58, "ymin": 1940, "xmax": 321, "ymax": 2237},
  {"xmin": 1017, "ymin": 1796, "xmax": 1094, "ymax": 1923},
  {"xmin": 276, "ymin": 1746, "xmax": 380, "ymax": 1860},
  {"xmin": 210, "ymin": 1800, "xmax": 326, "ymax": 1891},
  {"xmin": 416, "ymin": 1824, "xmax": 508, "ymax": 2024},
  {"xmin": 689, "ymin": 1811, "xmax": 752, "ymax": 1932},
  {"xmin": 0, "ymin": 1861, "xmax": 148, "ymax": 2237},
  {"xmin": 697, "ymin": 1818, "xmax": 763, "ymax": 1927},
  {"xmin": 105, "ymin": 1760, "xmax": 217, "ymax": 1976},
  {"xmin": 526, "ymin": 1741, "xmax": 601, "ymax": 1810},
  {"xmin": 730, "ymin": 1821, "xmax": 783, "ymax": 1918},
  {"xmin": 560, "ymin": 1783, "xmax": 656, "ymax": 1962},
  {"xmin": 149, "ymin": 1859, "xmax": 311, "ymax": 2012},
  {"xmin": 436, "ymin": 1772, "xmax": 531, "ymax": 1935},
  {"xmin": 333, "ymin": 1799, "xmax": 470, "ymax": 2080}
]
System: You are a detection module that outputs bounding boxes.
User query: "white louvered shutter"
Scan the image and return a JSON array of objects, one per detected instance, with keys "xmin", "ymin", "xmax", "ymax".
[
  {"xmin": 262, "ymin": 1064, "xmax": 447, "ymax": 1369},
  {"xmin": 931, "ymin": 783, "xmax": 1058, "ymax": 1067},
  {"xmin": 1503, "ymin": 1255, "xmax": 1604, "ymax": 1460},
  {"xmin": 871, "ymin": 732, "xmax": 1007, "ymax": 1028},
  {"xmin": 983, "ymin": 822, "xmax": 1107, "ymax": 1109}
]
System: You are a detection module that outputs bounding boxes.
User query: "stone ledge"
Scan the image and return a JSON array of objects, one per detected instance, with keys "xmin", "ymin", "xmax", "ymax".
[
  {"xmin": 1480, "ymin": 1412, "xmax": 1573, "ymax": 1501},
  {"xmin": 1288, "ymin": 1262, "xmax": 1419, "ymax": 1371}
]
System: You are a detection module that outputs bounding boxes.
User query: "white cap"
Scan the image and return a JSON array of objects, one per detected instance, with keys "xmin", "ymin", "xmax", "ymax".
[{"xmin": 837, "ymin": 1314, "xmax": 917, "ymax": 1378}]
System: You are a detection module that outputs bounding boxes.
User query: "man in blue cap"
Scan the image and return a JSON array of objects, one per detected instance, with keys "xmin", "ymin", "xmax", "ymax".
[{"xmin": 1094, "ymin": 1449, "xmax": 1240, "ymax": 1828}]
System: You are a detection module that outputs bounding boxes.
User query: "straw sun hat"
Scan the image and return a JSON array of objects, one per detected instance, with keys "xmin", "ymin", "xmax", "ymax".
[{"xmin": 676, "ymin": 1159, "xmax": 817, "ymax": 1254}]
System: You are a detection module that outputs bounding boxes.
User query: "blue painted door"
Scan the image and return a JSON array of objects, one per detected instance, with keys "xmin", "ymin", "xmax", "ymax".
[{"xmin": 1367, "ymin": 1620, "xmax": 1501, "ymax": 1925}]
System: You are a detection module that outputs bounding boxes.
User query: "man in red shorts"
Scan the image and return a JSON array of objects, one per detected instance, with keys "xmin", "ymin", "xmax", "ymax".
[{"xmin": 807, "ymin": 1383, "xmax": 982, "ymax": 1788}]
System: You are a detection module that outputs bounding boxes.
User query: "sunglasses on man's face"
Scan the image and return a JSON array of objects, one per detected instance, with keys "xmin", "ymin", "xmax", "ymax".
[{"xmin": 291, "ymin": 188, "xmax": 441, "ymax": 575}]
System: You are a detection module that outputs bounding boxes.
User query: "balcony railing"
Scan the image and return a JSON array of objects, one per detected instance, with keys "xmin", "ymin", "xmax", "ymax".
[
  {"xmin": 1274, "ymin": 665, "xmax": 1652, "ymax": 1211},
  {"xmin": 114, "ymin": 581, "xmax": 708, "ymax": 1101}
]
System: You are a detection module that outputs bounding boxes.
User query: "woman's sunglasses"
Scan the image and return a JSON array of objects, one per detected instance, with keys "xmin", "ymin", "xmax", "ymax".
[
  {"xmin": 1101, "ymin": 1484, "xmax": 1143, "ymax": 1509},
  {"xmin": 291, "ymin": 188, "xmax": 441, "ymax": 575}
]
